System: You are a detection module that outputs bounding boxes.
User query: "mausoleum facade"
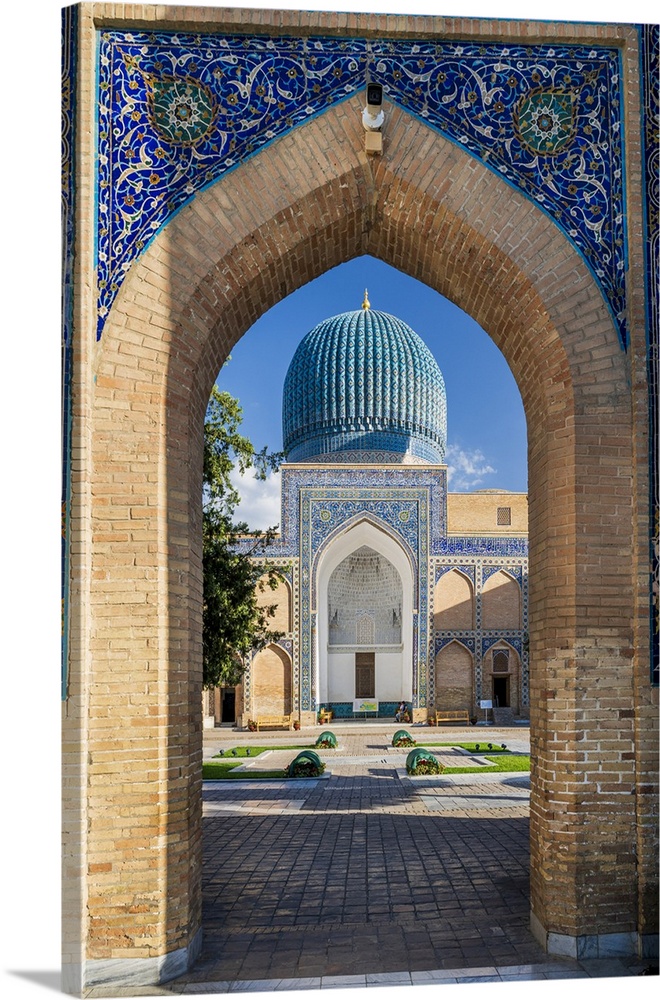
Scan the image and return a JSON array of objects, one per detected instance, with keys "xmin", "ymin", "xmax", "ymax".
[{"xmin": 220, "ymin": 297, "xmax": 529, "ymax": 728}]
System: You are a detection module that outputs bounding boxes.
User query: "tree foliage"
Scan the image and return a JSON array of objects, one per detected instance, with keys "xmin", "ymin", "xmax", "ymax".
[{"xmin": 202, "ymin": 382, "xmax": 285, "ymax": 689}]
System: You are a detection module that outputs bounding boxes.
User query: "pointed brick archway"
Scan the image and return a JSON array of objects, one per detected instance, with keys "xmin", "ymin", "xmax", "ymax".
[{"xmin": 63, "ymin": 7, "xmax": 656, "ymax": 994}]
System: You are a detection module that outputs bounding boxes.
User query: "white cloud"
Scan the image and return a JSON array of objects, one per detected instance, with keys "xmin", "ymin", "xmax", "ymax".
[
  {"xmin": 230, "ymin": 468, "xmax": 282, "ymax": 531},
  {"xmin": 445, "ymin": 443, "xmax": 496, "ymax": 491},
  {"xmin": 229, "ymin": 448, "xmax": 496, "ymax": 525}
]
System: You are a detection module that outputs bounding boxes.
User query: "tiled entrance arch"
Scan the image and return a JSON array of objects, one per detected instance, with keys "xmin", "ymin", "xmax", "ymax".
[{"xmin": 63, "ymin": 6, "xmax": 657, "ymax": 994}]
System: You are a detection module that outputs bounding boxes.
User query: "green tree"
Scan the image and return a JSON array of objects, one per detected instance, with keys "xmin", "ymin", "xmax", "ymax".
[{"xmin": 202, "ymin": 382, "xmax": 285, "ymax": 689}]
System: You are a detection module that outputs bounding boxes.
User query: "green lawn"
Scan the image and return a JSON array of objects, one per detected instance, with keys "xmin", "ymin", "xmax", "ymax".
[
  {"xmin": 204, "ymin": 744, "xmax": 322, "ymax": 780},
  {"xmin": 420, "ymin": 741, "xmax": 513, "ymax": 753},
  {"xmin": 443, "ymin": 754, "xmax": 530, "ymax": 774},
  {"xmin": 416, "ymin": 742, "xmax": 530, "ymax": 774},
  {"xmin": 211, "ymin": 744, "xmax": 315, "ymax": 759},
  {"xmin": 203, "ymin": 741, "xmax": 530, "ymax": 779},
  {"xmin": 203, "ymin": 760, "xmax": 287, "ymax": 780}
]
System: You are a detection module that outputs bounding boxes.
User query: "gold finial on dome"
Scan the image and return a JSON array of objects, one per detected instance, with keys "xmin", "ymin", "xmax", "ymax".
[{"xmin": 362, "ymin": 288, "xmax": 370, "ymax": 310}]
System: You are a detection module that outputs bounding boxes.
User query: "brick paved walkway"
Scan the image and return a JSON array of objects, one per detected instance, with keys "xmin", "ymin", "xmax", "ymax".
[{"xmin": 85, "ymin": 724, "xmax": 654, "ymax": 995}]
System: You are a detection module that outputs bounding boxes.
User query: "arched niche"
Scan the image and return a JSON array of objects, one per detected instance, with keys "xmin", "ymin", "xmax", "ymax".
[
  {"xmin": 328, "ymin": 546, "xmax": 403, "ymax": 647},
  {"xmin": 434, "ymin": 569, "xmax": 475, "ymax": 630},
  {"xmin": 481, "ymin": 571, "xmax": 522, "ymax": 630},
  {"xmin": 435, "ymin": 640, "xmax": 474, "ymax": 714},
  {"xmin": 256, "ymin": 574, "xmax": 292, "ymax": 634},
  {"xmin": 315, "ymin": 518, "xmax": 415, "ymax": 706},
  {"xmin": 250, "ymin": 644, "xmax": 292, "ymax": 719},
  {"xmin": 484, "ymin": 641, "xmax": 522, "ymax": 714}
]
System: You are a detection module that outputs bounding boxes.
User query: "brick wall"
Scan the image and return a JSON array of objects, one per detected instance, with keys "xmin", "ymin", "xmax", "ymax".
[
  {"xmin": 434, "ymin": 570, "xmax": 475, "ymax": 629},
  {"xmin": 435, "ymin": 642, "xmax": 474, "ymax": 712},
  {"xmin": 252, "ymin": 645, "xmax": 292, "ymax": 718},
  {"xmin": 255, "ymin": 574, "xmax": 291, "ymax": 634},
  {"xmin": 482, "ymin": 572, "xmax": 522, "ymax": 630},
  {"xmin": 447, "ymin": 492, "xmax": 528, "ymax": 535}
]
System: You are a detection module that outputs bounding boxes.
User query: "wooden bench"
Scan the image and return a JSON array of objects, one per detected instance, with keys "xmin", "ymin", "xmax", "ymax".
[
  {"xmin": 429, "ymin": 710, "xmax": 471, "ymax": 726},
  {"xmin": 256, "ymin": 715, "xmax": 292, "ymax": 731}
]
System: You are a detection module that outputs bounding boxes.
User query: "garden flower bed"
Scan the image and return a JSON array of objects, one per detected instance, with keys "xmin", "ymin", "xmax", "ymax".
[{"xmin": 392, "ymin": 729, "xmax": 416, "ymax": 748}]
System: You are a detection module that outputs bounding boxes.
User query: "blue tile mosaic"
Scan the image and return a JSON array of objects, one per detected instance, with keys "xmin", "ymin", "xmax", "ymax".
[
  {"xmin": 377, "ymin": 38, "xmax": 627, "ymax": 346},
  {"xmin": 309, "ymin": 497, "xmax": 421, "ymax": 579},
  {"xmin": 482, "ymin": 564, "xmax": 524, "ymax": 584},
  {"xmin": 320, "ymin": 702, "xmax": 400, "ymax": 719},
  {"xmin": 95, "ymin": 30, "xmax": 628, "ymax": 346},
  {"xmin": 436, "ymin": 537, "xmax": 528, "ymax": 557},
  {"xmin": 482, "ymin": 634, "xmax": 524, "ymax": 656},
  {"xmin": 435, "ymin": 565, "xmax": 476, "ymax": 584},
  {"xmin": 61, "ymin": 5, "xmax": 77, "ymax": 701},
  {"xmin": 283, "ymin": 308, "xmax": 446, "ymax": 463},
  {"xmin": 435, "ymin": 635, "xmax": 477, "ymax": 654},
  {"xmin": 640, "ymin": 24, "xmax": 659, "ymax": 686}
]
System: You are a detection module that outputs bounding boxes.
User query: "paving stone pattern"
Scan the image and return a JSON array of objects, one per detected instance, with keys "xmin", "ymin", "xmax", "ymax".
[
  {"xmin": 85, "ymin": 725, "xmax": 654, "ymax": 995},
  {"xmin": 195, "ymin": 809, "xmax": 535, "ymax": 980}
]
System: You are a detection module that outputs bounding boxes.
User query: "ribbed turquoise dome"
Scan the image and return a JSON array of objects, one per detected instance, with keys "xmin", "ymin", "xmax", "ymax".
[{"xmin": 282, "ymin": 305, "xmax": 446, "ymax": 464}]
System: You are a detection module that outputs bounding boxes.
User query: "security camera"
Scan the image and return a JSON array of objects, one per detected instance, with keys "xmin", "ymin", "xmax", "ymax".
[
  {"xmin": 362, "ymin": 83, "xmax": 384, "ymax": 131},
  {"xmin": 367, "ymin": 83, "xmax": 383, "ymax": 113}
]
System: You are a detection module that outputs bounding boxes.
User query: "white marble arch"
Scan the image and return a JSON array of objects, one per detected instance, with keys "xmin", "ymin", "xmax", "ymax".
[{"xmin": 315, "ymin": 518, "xmax": 415, "ymax": 707}]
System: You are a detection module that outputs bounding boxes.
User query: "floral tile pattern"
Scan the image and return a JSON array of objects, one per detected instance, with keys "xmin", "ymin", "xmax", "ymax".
[
  {"xmin": 61, "ymin": 5, "xmax": 77, "ymax": 699},
  {"xmin": 96, "ymin": 30, "xmax": 627, "ymax": 345},
  {"xmin": 641, "ymin": 25, "xmax": 659, "ymax": 686}
]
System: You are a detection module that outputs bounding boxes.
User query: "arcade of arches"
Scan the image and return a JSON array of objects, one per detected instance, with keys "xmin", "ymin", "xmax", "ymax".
[{"xmin": 62, "ymin": 5, "xmax": 658, "ymax": 994}]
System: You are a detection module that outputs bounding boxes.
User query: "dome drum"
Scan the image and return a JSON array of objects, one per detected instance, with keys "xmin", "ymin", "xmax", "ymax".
[{"xmin": 287, "ymin": 426, "xmax": 446, "ymax": 464}]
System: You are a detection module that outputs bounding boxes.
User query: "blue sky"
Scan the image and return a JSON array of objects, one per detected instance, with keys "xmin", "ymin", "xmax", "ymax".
[{"xmin": 216, "ymin": 255, "xmax": 528, "ymax": 529}]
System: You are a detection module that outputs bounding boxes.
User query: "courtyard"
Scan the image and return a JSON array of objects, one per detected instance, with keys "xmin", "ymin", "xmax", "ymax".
[{"xmin": 85, "ymin": 723, "xmax": 654, "ymax": 996}]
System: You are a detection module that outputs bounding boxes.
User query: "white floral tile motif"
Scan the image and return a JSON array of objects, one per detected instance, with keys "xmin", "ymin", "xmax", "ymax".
[{"xmin": 95, "ymin": 31, "xmax": 627, "ymax": 345}]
